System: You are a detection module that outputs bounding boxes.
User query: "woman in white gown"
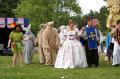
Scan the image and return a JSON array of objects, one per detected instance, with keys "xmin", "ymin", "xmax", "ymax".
[{"xmin": 54, "ymin": 20, "xmax": 88, "ymax": 69}]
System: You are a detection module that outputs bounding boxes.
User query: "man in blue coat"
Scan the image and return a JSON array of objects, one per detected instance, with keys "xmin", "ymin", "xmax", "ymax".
[{"xmin": 80, "ymin": 18, "xmax": 99, "ymax": 67}]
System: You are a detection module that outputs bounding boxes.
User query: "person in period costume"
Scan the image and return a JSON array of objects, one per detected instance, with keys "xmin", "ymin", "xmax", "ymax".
[
  {"xmin": 105, "ymin": 25, "xmax": 115, "ymax": 63},
  {"xmin": 111, "ymin": 19, "xmax": 120, "ymax": 66},
  {"xmin": 23, "ymin": 28, "xmax": 35, "ymax": 64},
  {"xmin": 54, "ymin": 20, "xmax": 87, "ymax": 69},
  {"xmin": 42, "ymin": 21, "xmax": 60, "ymax": 65},
  {"xmin": 79, "ymin": 18, "xmax": 99, "ymax": 67},
  {"xmin": 92, "ymin": 19, "xmax": 101, "ymax": 53},
  {"xmin": 8, "ymin": 25, "xmax": 24, "ymax": 68},
  {"xmin": 36, "ymin": 23, "xmax": 46, "ymax": 64}
]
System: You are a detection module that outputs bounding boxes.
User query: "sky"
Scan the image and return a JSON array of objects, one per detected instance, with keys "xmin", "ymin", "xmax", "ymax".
[{"xmin": 78, "ymin": 0, "xmax": 107, "ymax": 14}]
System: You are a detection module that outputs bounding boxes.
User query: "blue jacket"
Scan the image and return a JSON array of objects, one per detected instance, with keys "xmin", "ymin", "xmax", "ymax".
[{"xmin": 106, "ymin": 32, "xmax": 112, "ymax": 49}]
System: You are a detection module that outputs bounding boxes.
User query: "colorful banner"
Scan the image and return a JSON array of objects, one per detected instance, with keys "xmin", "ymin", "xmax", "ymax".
[
  {"xmin": 0, "ymin": 18, "xmax": 5, "ymax": 28},
  {"xmin": 2, "ymin": 18, "xmax": 30, "ymax": 28},
  {"xmin": 7, "ymin": 18, "xmax": 14, "ymax": 28},
  {"xmin": 17, "ymin": 18, "xmax": 24, "ymax": 25}
]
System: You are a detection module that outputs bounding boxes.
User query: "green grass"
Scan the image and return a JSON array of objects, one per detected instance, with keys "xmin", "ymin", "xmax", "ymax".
[{"xmin": 0, "ymin": 53, "xmax": 120, "ymax": 79}]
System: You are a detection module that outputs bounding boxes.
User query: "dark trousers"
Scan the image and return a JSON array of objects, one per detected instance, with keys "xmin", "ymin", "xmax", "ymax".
[
  {"xmin": 84, "ymin": 40, "xmax": 99, "ymax": 67},
  {"xmin": 107, "ymin": 43, "xmax": 114, "ymax": 58}
]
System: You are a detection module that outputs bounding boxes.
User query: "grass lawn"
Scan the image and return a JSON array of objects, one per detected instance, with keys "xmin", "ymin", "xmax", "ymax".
[{"xmin": 0, "ymin": 53, "xmax": 120, "ymax": 79}]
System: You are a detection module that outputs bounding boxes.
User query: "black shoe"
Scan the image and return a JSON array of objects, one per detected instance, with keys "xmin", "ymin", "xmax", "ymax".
[
  {"xmin": 88, "ymin": 65, "xmax": 91, "ymax": 67},
  {"xmin": 51, "ymin": 64, "xmax": 54, "ymax": 67},
  {"xmin": 95, "ymin": 65, "xmax": 99, "ymax": 67},
  {"xmin": 113, "ymin": 64, "xmax": 118, "ymax": 67}
]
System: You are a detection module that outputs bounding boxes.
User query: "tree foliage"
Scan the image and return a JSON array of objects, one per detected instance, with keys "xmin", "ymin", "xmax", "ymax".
[
  {"xmin": 99, "ymin": 6, "xmax": 109, "ymax": 35},
  {"xmin": 15, "ymin": 0, "xmax": 81, "ymax": 33},
  {"xmin": 0, "ymin": 0, "xmax": 20, "ymax": 17},
  {"xmin": 0, "ymin": 0, "xmax": 109, "ymax": 35}
]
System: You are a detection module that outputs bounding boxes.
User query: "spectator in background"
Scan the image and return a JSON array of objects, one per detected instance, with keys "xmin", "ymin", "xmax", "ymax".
[{"xmin": 105, "ymin": 25, "xmax": 115, "ymax": 63}]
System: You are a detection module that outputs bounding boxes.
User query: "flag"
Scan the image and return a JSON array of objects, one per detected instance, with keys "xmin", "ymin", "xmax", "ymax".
[
  {"xmin": 7, "ymin": 18, "xmax": 14, "ymax": 28},
  {"xmin": 0, "ymin": 18, "xmax": 5, "ymax": 28},
  {"xmin": 10, "ymin": 22, "xmax": 16, "ymax": 28}
]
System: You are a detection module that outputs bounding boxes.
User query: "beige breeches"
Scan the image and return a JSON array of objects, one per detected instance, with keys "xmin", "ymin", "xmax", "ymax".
[
  {"xmin": 38, "ymin": 45, "xmax": 45, "ymax": 64},
  {"xmin": 43, "ymin": 48, "xmax": 57, "ymax": 65}
]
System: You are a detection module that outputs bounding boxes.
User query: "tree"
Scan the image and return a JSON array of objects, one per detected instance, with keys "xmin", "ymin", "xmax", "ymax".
[
  {"xmin": 0, "ymin": 0, "xmax": 20, "ymax": 17},
  {"xmin": 81, "ymin": 10, "xmax": 99, "ymax": 28},
  {"xmin": 15, "ymin": 0, "xmax": 81, "ymax": 34},
  {"xmin": 98, "ymin": 6, "xmax": 109, "ymax": 35}
]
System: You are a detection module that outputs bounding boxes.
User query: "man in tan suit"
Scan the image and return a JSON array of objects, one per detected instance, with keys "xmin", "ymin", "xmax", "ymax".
[
  {"xmin": 42, "ymin": 21, "xmax": 60, "ymax": 65},
  {"xmin": 36, "ymin": 23, "xmax": 46, "ymax": 64}
]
